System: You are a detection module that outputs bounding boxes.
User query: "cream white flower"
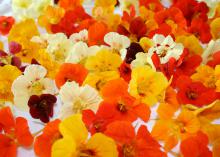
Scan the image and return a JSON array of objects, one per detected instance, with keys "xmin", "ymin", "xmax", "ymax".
[
  {"xmin": 69, "ymin": 29, "xmax": 88, "ymax": 44},
  {"xmin": 59, "ymin": 81, "xmax": 102, "ymax": 119},
  {"xmin": 31, "ymin": 33, "xmax": 74, "ymax": 63},
  {"xmin": 12, "ymin": 65, "xmax": 57, "ymax": 110},
  {"xmin": 12, "ymin": 0, "xmax": 53, "ymax": 21},
  {"xmin": 104, "ymin": 32, "xmax": 130, "ymax": 55},
  {"xmin": 131, "ymin": 52, "xmax": 156, "ymax": 70},
  {"xmin": 202, "ymin": 39, "xmax": 220, "ymax": 63},
  {"xmin": 65, "ymin": 41, "xmax": 100, "ymax": 63},
  {"xmin": 148, "ymin": 34, "xmax": 184, "ymax": 64}
]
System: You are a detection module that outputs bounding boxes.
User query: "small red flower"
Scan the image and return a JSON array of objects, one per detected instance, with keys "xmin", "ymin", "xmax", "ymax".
[
  {"xmin": 176, "ymin": 75, "xmax": 217, "ymax": 107},
  {"xmin": 28, "ymin": 94, "xmax": 57, "ymax": 123},
  {"xmin": 207, "ymin": 51, "xmax": 220, "ymax": 68},
  {"xmin": 0, "ymin": 50, "xmax": 22, "ymax": 68},
  {"xmin": 0, "ymin": 16, "xmax": 15, "ymax": 35},
  {"xmin": 9, "ymin": 41, "xmax": 22, "ymax": 54},
  {"xmin": 139, "ymin": 0, "xmax": 164, "ymax": 12},
  {"xmin": 119, "ymin": 61, "xmax": 131, "ymax": 82},
  {"xmin": 129, "ymin": 17, "xmax": 147, "ymax": 39}
]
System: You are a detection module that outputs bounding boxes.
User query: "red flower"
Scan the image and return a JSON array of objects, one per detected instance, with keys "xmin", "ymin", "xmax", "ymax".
[
  {"xmin": 148, "ymin": 23, "xmax": 172, "ymax": 38},
  {"xmin": 180, "ymin": 131, "xmax": 212, "ymax": 157},
  {"xmin": 28, "ymin": 94, "xmax": 57, "ymax": 123},
  {"xmin": 176, "ymin": 75, "xmax": 217, "ymax": 107},
  {"xmin": 188, "ymin": 18, "xmax": 212, "ymax": 43},
  {"xmin": 9, "ymin": 41, "xmax": 22, "ymax": 54},
  {"xmin": 0, "ymin": 107, "xmax": 33, "ymax": 157},
  {"xmin": 104, "ymin": 121, "xmax": 167, "ymax": 157},
  {"xmin": 0, "ymin": 50, "xmax": 22, "ymax": 68},
  {"xmin": 119, "ymin": 61, "xmax": 131, "ymax": 82},
  {"xmin": 0, "ymin": 16, "xmax": 15, "ymax": 35},
  {"xmin": 207, "ymin": 51, "xmax": 220, "ymax": 68},
  {"xmin": 125, "ymin": 42, "xmax": 144, "ymax": 64}
]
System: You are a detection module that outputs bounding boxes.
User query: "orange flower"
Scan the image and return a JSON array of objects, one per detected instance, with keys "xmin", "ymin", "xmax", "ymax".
[
  {"xmin": 0, "ymin": 107, "xmax": 33, "ymax": 157},
  {"xmin": 104, "ymin": 121, "xmax": 167, "ymax": 157},
  {"xmin": 34, "ymin": 120, "xmax": 61, "ymax": 157},
  {"xmin": 100, "ymin": 79, "xmax": 150, "ymax": 122},
  {"xmin": 88, "ymin": 21, "xmax": 109, "ymax": 46},
  {"xmin": 180, "ymin": 131, "xmax": 212, "ymax": 157},
  {"xmin": 58, "ymin": 0, "xmax": 82, "ymax": 11},
  {"xmin": 55, "ymin": 63, "xmax": 88, "ymax": 88}
]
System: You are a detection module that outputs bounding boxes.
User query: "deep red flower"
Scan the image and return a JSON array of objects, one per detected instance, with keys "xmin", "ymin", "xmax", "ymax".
[
  {"xmin": 125, "ymin": 42, "xmax": 144, "ymax": 64},
  {"xmin": 0, "ymin": 50, "xmax": 22, "ymax": 68},
  {"xmin": 104, "ymin": 121, "xmax": 167, "ymax": 157},
  {"xmin": 154, "ymin": 7, "xmax": 187, "ymax": 29},
  {"xmin": 207, "ymin": 51, "xmax": 220, "ymax": 68},
  {"xmin": 129, "ymin": 17, "xmax": 147, "ymax": 39},
  {"xmin": 188, "ymin": 18, "xmax": 212, "ymax": 44},
  {"xmin": 119, "ymin": 61, "xmax": 131, "ymax": 82},
  {"xmin": 0, "ymin": 16, "xmax": 15, "ymax": 35},
  {"xmin": 172, "ymin": 0, "xmax": 208, "ymax": 25},
  {"xmin": 176, "ymin": 75, "xmax": 217, "ymax": 107},
  {"xmin": 28, "ymin": 94, "xmax": 57, "ymax": 123},
  {"xmin": 180, "ymin": 131, "xmax": 212, "ymax": 157},
  {"xmin": 139, "ymin": 0, "xmax": 164, "ymax": 12},
  {"xmin": 148, "ymin": 23, "xmax": 172, "ymax": 38}
]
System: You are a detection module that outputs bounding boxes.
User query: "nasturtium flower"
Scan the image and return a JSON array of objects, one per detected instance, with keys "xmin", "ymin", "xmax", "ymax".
[
  {"xmin": 28, "ymin": 94, "xmax": 57, "ymax": 123},
  {"xmin": 52, "ymin": 114, "xmax": 118, "ymax": 157},
  {"xmin": 12, "ymin": 0, "xmax": 52, "ymax": 21},
  {"xmin": 85, "ymin": 49, "xmax": 122, "ymax": 72},
  {"xmin": 191, "ymin": 65, "xmax": 220, "ymax": 91},
  {"xmin": 58, "ymin": 0, "xmax": 83, "ymax": 11},
  {"xmin": 129, "ymin": 66, "xmax": 168, "ymax": 106},
  {"xmin": 8, "ymin": 19, "xmax": 40, "ymax": 63},
  {"xmin": 176, "ymin": 35, "xmax": 203, "ymax": 55},
  {"xmin": 94, "ymin": 0, "xmax": 117, "ymax": 8},
  {"xmin": 55, "ymin": 63, "xmax": 88, "ymax": 88},
  {"xmin": 31, "ymin": 33, "xmax": 75, "ymax": 63},
  {"xmin": 104, "ymin": 32, "xmax": 130, "ymax": 55},
  {"xmin": 83, "ymin": 71, "xmax": 120, "ymax": 91},
  {"xmin": 105, "ymin": 121, "xmax": 167, "ymax": 157},
  {"xmin": 119, "ymin": 61, "xmax": 132, "ymax": 82},
  {"xmin": 59, "ymin": 81, "xmax": 102, "ymax": 119},
  {"xmin": 139, "ymin": 37, "xmax": 154, "ymax": 53},
  {"xmin": 0, "ymin": 65, "xmax": 21, "ymax": 102},
  {"xmin": 176, "ymin": 75, "xmax": 217, "ymax": 107},
  {"xmin": 65, "ymin": 41, "xmax": 99, "ymax": 64},
  {"xmin": 119, "ymin": 0, "xmax": 139, "ymax": 13},
  {"xmin": 180, "ymin": 131, "xmax": 212, "ymax": 157},
  {"xmin": 0, "ymin": 107, "xmax": 33, "ymax": 157},
  {"xmin": 12, "ymin": 64, "xmax": 57, "ymax": 110},
  {"xmin": 148, "ymin": 34, "xmax": 184, "ymax": 64},
  {"xmin": 34, "ymin": 119, "xmax": 61, "ymax": 157},
  {"xmin": 125, "ymin": 42, "xmax": 144, "ymax": 64},
  {"xmin": 0, "ymin": 16, "xmax": 15, "ymax": 35}
]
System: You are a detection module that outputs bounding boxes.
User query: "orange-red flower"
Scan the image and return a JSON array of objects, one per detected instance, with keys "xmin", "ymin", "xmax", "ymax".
[
  {"xmin": 180, "ymin": 131, "xmax": 212, "ymax": 157},
  {"xmin": 0, "ymin": 107, "xmax": 33, "ymax": 157},
  {"xmin": 88, "ymin": 21, "xmax": 109, "ymax": 46},
  {"xmin": 0, "ymin": 16, "xmax": 15, "ymax": 35},
  {"xmin": 139, "ymin": 0, "xmax": 164, "ymax": 12},
  {"xmin": 207, "ymin": 51, "xmax": 220, "ymax": 68},
  {"xmin": 55, "ymin": 63, "xmax": 88, "ymax": 88},
  {"xmin": 104, "ymin": 121, "xmax": 167, "ymax": 157},
  {"xmin": 119, "ymin": 61, "xmax": 131, "ymax": 82},
  {"xmin": 176, "ymin": 75, "xmax": 217, "ymax": 107},
  {"xmin": 34, "ymin": 119, "xmax": 61, "ymax": 157}
]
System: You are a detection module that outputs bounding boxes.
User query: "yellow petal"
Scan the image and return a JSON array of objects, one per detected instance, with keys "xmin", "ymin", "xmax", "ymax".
[
  {"xmin": 52, "ymin": 137, "xmax": 76, "ymax": 157},
  {"xmin": 59, "ymin": 114, "xmax": 88, "ymax": 144},
  {"xmin": 87, "ymin": 133, "xmax": 118, "ymax": 157}
]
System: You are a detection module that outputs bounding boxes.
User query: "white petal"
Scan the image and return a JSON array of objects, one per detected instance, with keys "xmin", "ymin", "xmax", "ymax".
[
  {"xmin": 152, "ymin": 34, "xmax": 165, "ymax": 44},
  {"xmin": 12, "ymin": 75, "xmax": 31, "ymax": 96},
  {"xmin": 24, "ymin": 65, "xmax": 47, "ymax": 81},
  {"xmin": 41, "ymin": 78, "xmax": 57, "ymax": 94},
  {"xmin": 59, "ymin": 104, "xmax": 75, "ymax": 120},
  {"xmin": 162, "ymin": 35, "xmax": 174, "ymax": 46}
]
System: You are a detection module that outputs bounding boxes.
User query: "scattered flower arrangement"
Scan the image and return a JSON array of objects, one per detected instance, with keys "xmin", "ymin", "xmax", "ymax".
[{"xmin": 1, "ymin": 0, "xmax": 220, "ymax": 157}]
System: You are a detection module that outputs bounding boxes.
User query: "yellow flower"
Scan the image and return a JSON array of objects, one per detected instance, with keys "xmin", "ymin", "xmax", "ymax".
[
  {"xmin": 176, "ymin": 35, "xmax": 203, "ymax": 55},
  {"xmin": 129, "ymin": 66, "xmax": 168, "ymax": 106},
  {"xmin": 94, "ymin": 0, "xmax": 116, "ymax": 8},
  {"xmin": 38, "ymin": 5, "xmax": 65, "ymax": 32},
  {"xmin": 8, "ymin": 19, "xmax": 40, "ymax": 63},
  {"xmin": 85, "ymin": 50, "xmax": 122, "ymax": 72},
  {"xmin": 34, "ymin": 49, "xmax": 61, "ymax": 79},
  {"xmin": 191, "ymin": 65, "xmax": 220, "ymax": 91},
  {"xmin": 52, "ymin": 114, "xmax": 118, "ymax": 157},
  {"xmin": 83, "ymin": 71, "xmax": 120, "ymax": 91},
  {"xmin": 0, "ymin": 65, "xmax": 21, "ymax": 102},
  {"xmin": 210, "ymin": 17, "xmax": 220, "ymax": 39}
]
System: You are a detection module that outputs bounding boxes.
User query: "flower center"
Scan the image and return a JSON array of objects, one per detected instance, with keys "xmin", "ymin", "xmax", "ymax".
[
  {"xmin": 117, "ymin": 103, "xmax": 127, "ymax": 113},
  {"xmin": 2, "ymin": 21, "xmax": 8, "ymax": 28},
  {"xmin": 122, "ymin": 144, "xmax": 135, "ymax": 157},
  {"xmin": 30, "ymin": 81, "xmax": 45, "ymax": 95},
  {"xmin": 186, "ymin": 90, "xmax": 198, "ymax": 100},
  {"xmin": 73, "ymin": 98, "xmax": 86, "ymax": 113},
  {"xmin": 79, "ymin": 149, "xmax": 96, "ymax": 157}
]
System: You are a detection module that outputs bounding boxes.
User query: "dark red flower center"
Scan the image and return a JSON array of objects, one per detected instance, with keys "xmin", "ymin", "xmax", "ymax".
[
  {"xmin": 117, "ymin": 103, "xmax": 127, "ymax": 113},
  {"xmin": 122, "ymin": 144, "xmax": 135, "ymax": 157},
  {"xmin": 186, "ymin": 90, "xmax": 198, "ymax": 100}
]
